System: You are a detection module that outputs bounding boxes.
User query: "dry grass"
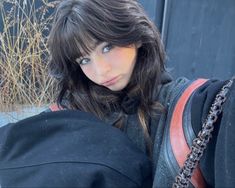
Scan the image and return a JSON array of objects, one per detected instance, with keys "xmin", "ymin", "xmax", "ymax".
[{"xmin": 0, "ymin": 0, "xmax": 60, "ymax": 111}]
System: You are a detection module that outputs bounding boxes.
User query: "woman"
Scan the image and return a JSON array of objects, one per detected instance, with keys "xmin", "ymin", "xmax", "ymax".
[
  {"xmin": 47, "ymin": 0, "xmax": 235, "ymax": 187},
  {"xmin": 1, "ymin": 0, "xmax": 234, "ymax": 187}
]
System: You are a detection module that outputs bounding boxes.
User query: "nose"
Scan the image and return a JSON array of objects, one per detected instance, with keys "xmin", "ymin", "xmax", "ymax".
[{"xmin": 93, "ymin": 55, "xmax": 111, "ymax": 76}]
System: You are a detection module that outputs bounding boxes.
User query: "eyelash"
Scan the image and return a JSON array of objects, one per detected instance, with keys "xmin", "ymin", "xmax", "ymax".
[
  {"xmin": 79, "ymin": 58, "xmax": 90, "ymax": 65},
  {"xmin": 78, "ymin": 43, "xmax": 114, "ymax": 65},
  {"xmin": 102, "ymin": 44, "xmax": 113, "ymax": 53}
]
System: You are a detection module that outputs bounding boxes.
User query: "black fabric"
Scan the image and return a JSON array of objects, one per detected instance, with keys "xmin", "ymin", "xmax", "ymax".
[
  {"xmin": 121, "ymin": 95, "xmax": 140, "ymax": 115},
  {"xmin": 0, "ymin": 110, "xmax": 152, "ymax": 188},
  {"xmin": 191, "ymin": 79, "xmax": 235, "ymax": 187},
  {"xmin": 215, "ymin": 79, "xmax": 235, "ymax": 187},
  {"xmin": 119, "ymin": 71, "xmax": 172, "ymax": 115},
  {"xmin": 191, "ymin": 79, "xmax": 226, "ymax": 134},
  {"xmin": 1, "ymin": 75, "xmax": 234, "ymax": 188},
  {"xmin": 152, "ymin": 78, "xmax": 194, "ymax": 188},
  {"xmin": 151, "ymin": 77, "xmax": 235, "ymax": 187}
]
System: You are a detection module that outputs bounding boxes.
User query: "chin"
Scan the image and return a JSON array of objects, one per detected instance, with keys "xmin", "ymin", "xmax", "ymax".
[{"xmin": 106, "ymin": 83, "xmax": 127, "ymax": 91}]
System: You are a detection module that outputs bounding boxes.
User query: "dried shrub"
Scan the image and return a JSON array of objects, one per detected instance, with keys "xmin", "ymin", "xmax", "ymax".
[{"xmin": 0, "ymin": 0, "xmax": 60, "ymax": 110}]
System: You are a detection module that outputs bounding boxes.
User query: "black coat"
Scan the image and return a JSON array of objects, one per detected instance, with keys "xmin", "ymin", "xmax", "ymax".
[
  {"xmin": 0, "ymin": 110, "xmax": 152, "ymax": 187},
  {"xmin": 0, "ymin": 76, "xmax": 234, "ymax": 187}
]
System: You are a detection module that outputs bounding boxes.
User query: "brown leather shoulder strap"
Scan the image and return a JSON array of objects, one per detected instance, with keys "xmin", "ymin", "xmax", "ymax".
[{"xmin": 170, "ymin": 79, "xmax": 208, "ymax": 188}]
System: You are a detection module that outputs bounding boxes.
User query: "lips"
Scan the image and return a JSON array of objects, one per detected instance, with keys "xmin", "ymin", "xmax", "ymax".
[{"xmin": 101, "ymin": 76, "xmax": 120, "ymax": 86}]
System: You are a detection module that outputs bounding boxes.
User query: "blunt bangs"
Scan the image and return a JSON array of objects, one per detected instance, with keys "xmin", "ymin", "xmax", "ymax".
[
  {"xmin": 51, "ymin": 0, "xmax": 145, "ymax": 61},
  {"xmin": 58, "ymin": 16, "xmax": 99, "ymax": 63},
  {"xmin": 79, "ymin": 0, "xmax": 143, "ymax": 45}
]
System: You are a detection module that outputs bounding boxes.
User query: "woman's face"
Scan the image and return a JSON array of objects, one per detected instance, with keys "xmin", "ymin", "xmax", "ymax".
[{"xmin": 76, "ymin": 42, "xmax": 138, "ymax": 91}]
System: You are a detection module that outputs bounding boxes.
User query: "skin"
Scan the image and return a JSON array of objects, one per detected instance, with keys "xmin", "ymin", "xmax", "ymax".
[{"xmin": 76, "ymin": 42, "xmax": 138, "ymax": 91}]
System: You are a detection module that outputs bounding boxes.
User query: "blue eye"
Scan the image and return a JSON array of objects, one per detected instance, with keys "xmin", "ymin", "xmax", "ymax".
[
  {"xmin": 79, "ymin": 58, "xmax": 91, "ymax": 65},
  {"xmin": 102, "ymin": 44, "xmax": 113, "ymax": 53}
]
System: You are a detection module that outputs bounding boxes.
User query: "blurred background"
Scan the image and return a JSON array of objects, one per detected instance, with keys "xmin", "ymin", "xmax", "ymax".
[{"xmin": 0, "ymin": 0, "xmax": 235, "ymax": 125}]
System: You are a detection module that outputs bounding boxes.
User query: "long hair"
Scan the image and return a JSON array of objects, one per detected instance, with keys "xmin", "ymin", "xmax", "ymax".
[{"xmin": 48, "ymin": 0, "xmax": 166, "ymax": 154}]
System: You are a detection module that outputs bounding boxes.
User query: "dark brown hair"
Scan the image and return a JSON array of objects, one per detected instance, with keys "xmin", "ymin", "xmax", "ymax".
[{"xmin": 48, "ymin": 0, "xmax": 166, "ymax": 154}]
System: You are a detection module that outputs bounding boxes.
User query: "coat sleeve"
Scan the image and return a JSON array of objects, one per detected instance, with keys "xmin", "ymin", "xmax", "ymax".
[
  {"xmin": 214, "ymin": 78, "xmax": 235, "ymax": 187},
  {"xmin": 191, "ymin": 79, "xmax": 235, "ymax": 186}
]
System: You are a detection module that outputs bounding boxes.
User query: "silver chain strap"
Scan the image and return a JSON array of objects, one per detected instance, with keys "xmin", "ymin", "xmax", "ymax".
[{"xmin": 172, "ymin": 78, "xmax": 234, "ymax": 188}]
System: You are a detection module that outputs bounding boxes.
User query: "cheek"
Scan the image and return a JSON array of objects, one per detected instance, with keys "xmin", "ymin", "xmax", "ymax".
[
  {"xmin": 117, "ymin": 50, "xmax": 136, "ymax": 70},
  {"xmin": 80, "ymin": 66, "xmax": 96, "ymax": 81},
  {"xmin": 111, "ymin": 50, "xmax": 135, "ymax": 67}
]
